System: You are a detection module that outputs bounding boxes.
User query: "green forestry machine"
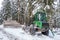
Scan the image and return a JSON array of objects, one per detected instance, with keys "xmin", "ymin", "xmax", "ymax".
[{"xmin": 31, "ymin": 10, "xmax": 49, "ymax": 36}]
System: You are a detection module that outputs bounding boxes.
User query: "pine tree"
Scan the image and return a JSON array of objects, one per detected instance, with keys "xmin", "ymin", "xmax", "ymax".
[
  {"xmin": 10, "ymin": 0, "xmax": 18, "ymax": 20},
  {"xmin": 3, "ymin": 0, "xmax": 11, "ymax": 20}
]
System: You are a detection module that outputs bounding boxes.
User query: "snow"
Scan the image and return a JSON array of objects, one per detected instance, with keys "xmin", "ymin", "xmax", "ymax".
[
  {"xmin": 0, "ymin": 0, "xmax": 3, "ymax": 9},
  {"xmin": 4, "ymin": 28, "xmax": 53, "ymax": 40},
  {"xmin": 0, "ymin": 31, "xmax": 9, "ymax": 40},
  {"xmin": 0, "ymin": 29, "xmax": 12, "ymax": 40},
  {"xmin": 0, "ymin": 24, "xmax": 4, "ymax": 29},
  {"xmin": 49, "ymin": 30, "xmax": 54, "ymax": 38},
  {"xmin": 0, "ymin": 24, "xmax": 60, "ymax": 40},
  {"xmin": 32, "ymin": 3, "xmax": 43, "ymax": 15},
  {"xmin": 54, "ymin": 35, "xmax": 60, "ymax": 40},
  {"xmin": 44, "ymin": 5, "xmax": 50, "ymax": 10},
  {"xmin": 32, "ymin": 1, "xmax": 37, "ymax": 5},
  {"xmin": 32, "ymin": 6, "xmax": 41, "ymax": 15},
  {"xmin": 0, "ymin": 25, "xmax": 19, "ymax": 40},
  {"xmin": 49, "ymin": 28, "xmax": 60, "ymax": 40},
  {"xmin": 53, "ymin": 28, "xmax": 60, "ymax": 40}
]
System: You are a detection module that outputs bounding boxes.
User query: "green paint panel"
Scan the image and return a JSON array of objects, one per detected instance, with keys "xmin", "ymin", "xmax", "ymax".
[{"xmin": 33, "ymin": 21, "xmax": 42, "ymax": 29}]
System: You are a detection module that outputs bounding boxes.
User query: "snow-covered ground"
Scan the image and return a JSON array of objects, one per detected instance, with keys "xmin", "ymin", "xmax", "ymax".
[
  {"xmin": 0, "ymin": 24, "xmax": 60, "ymax": 40},
  {"xmin": 4, "ymin": 28, "xmax": 54, "ymax": 40},
  {"xmin": 53, "ymin": 28, "xmax": 60, "ymax": 40},
  {"xmin": 0, "ymin": 24, "xmax": 19, "ymax": 40}
]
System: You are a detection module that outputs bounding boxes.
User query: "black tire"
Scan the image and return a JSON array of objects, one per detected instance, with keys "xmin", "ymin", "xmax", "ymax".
[{"xmin": 42, "ymin": 30, "xmax": 49, "ymax": 36}]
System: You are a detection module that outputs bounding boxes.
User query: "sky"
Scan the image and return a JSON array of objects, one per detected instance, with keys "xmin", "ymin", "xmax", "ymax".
[{"xmin": 0, "ymin": 0, "xmax": 3, "ymax": 9}]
